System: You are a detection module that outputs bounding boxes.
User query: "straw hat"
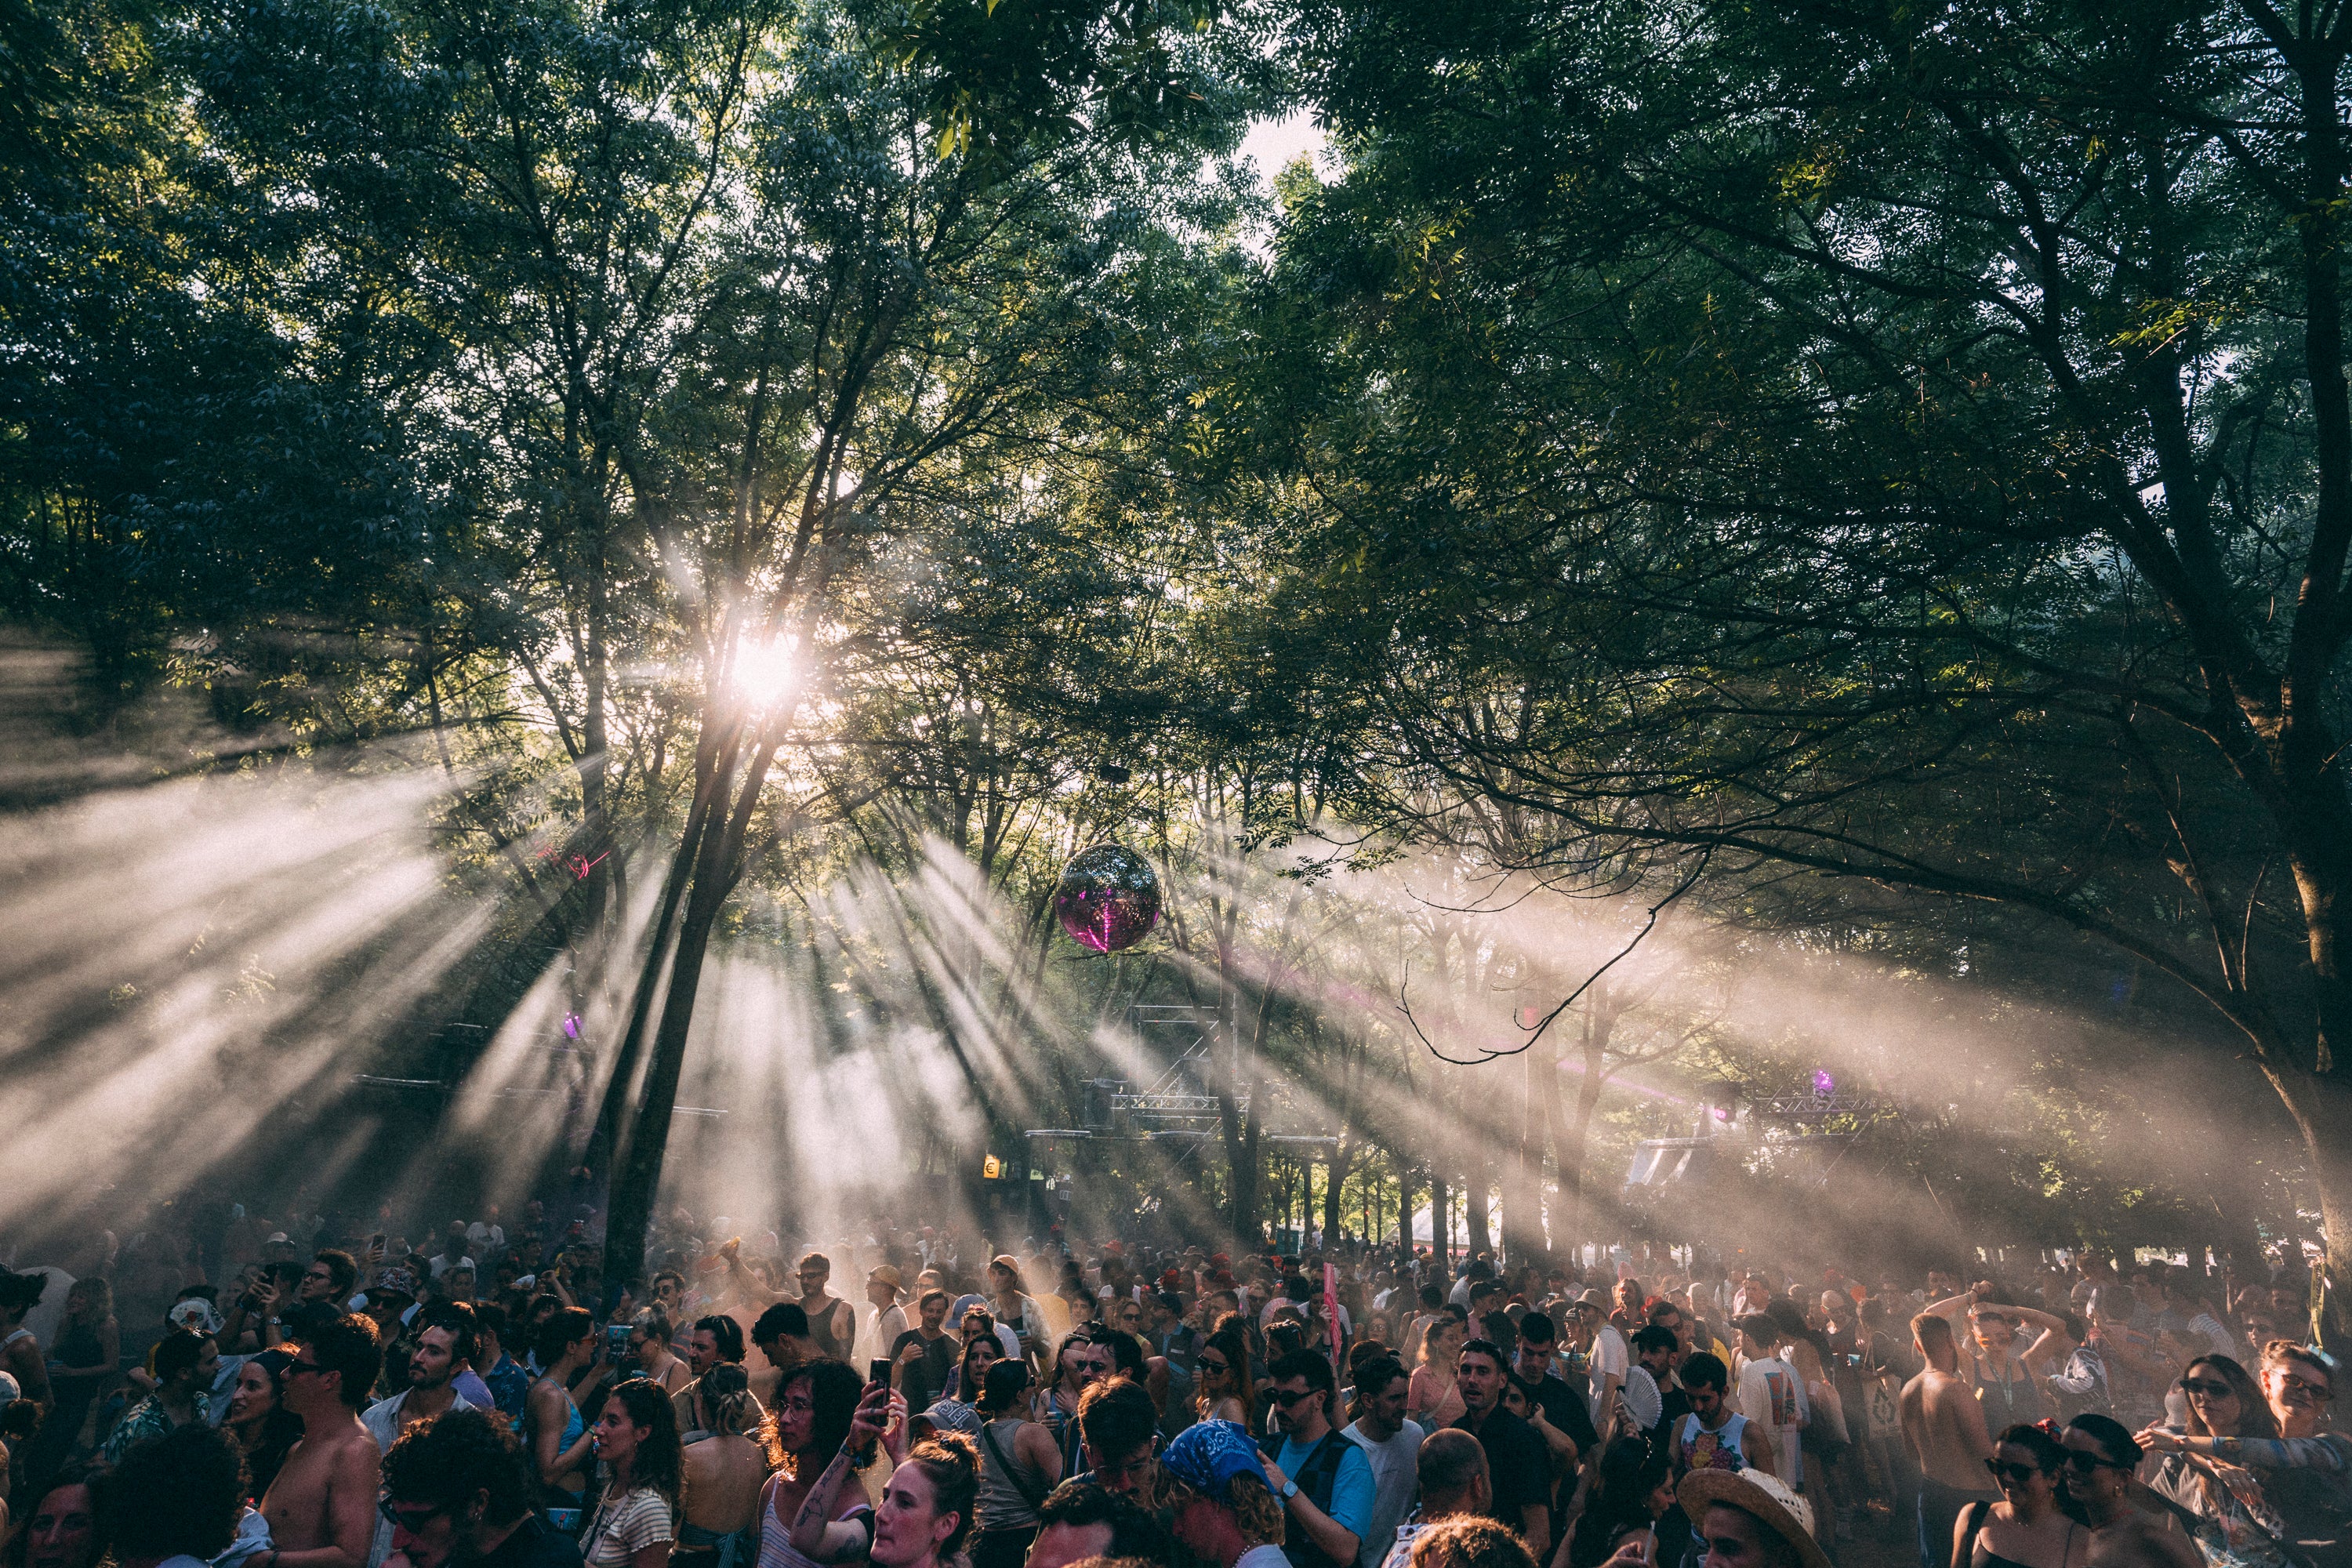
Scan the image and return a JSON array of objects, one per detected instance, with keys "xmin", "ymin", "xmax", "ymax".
[{"xmin": 1678, "ymin": 1469, "xmax": 1830, "ymax": 1568}]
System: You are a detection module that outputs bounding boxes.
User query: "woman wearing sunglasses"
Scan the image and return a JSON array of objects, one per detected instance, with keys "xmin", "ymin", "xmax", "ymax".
[
  {"xmin": 1195, "ymin": 1318, "xmax": 1255, "ymax": 1427},
  {"xmin": 2140, "ymin": 1345, "xmax": 2352, "ymax": 1566},
  {"xmin": 2137, "ymin": 1356, "xmax": 2292, "ymax": 1568},
  {"xmin": 2060, "ymin": 1416, "xmax": 2202, "ymax": 1568},
  {"xmin": 1952, "ymin": 1423, "xmax": 2088, "ymax": 1568}
]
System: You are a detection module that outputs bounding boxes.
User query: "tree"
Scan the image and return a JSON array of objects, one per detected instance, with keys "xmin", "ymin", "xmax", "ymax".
[{"xmin": 1258, "ymin": 0, "xmax": 2352, "ymax": 1329}]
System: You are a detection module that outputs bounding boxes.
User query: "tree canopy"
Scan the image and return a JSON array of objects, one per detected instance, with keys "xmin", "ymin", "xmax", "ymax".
[{"xmin": 3, "ymin": 0, "xmax": 2347, "ymax": 1319}]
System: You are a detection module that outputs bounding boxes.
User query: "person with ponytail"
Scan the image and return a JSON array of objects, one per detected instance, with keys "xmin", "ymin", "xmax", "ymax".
[
  {"xmin": 870, "ymin": 1434, "xmax": 981, "ymax": 1568},
  {"xmin": 677, "ymin": 1364, "xmax": 770, "ymax": 1568},
  {"xmin": 2059, "ymin": 1416, "xmax": 2198, "ymax": 1568}
]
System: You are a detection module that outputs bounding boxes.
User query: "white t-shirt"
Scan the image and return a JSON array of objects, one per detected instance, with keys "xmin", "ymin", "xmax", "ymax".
[
  {"xmin": 1345, "ymin": 1418, "xmax": 1427, "ymax": 1568},
  {"xmin": 1735, "ymin": 1354, "xmax": 1809, "ymax": 1487},
  {"xmin": 1587, "ymin": 1323, "xmax": 1630, "ymax": 1426}
]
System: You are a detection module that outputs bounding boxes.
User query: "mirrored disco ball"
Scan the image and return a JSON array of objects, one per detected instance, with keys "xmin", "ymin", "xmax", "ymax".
[{"xmin": 1054, "ymin": 844, "xmax": 1163, "ymax": 953}]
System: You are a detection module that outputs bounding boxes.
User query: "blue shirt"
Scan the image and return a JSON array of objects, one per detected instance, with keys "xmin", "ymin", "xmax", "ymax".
[{"xmin": 1274, "ymin": 1430, "xmax": 1377, "ymax": 1545}]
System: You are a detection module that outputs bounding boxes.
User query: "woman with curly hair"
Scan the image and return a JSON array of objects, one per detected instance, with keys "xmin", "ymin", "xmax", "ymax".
[
  {"xmin": 754, "ymin": 1361, "xmax": 895, "ymax": 1568},
  {"xmin": 583, "ymin": 1377, "xmax": 686, "ymax": 1568},
  {"xmin": 1160, "ymin": 1419, "xmax": 1287, "ymax": 1568}
]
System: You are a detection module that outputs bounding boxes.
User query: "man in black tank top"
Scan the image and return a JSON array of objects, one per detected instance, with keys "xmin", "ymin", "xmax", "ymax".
[{"xmin": 797, "ymin": 1253, "xmax": 856, "ymax": 1361}]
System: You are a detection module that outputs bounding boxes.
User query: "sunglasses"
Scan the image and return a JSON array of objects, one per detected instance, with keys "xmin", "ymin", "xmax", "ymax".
[
  {"xmin": 2277, "ymin": 1375, "xmax": 2334, "ymax": 1400},
  {"xmin": 2062, "ymin": 1451, "xmax": 2129, "ymax": 1473},
  {"xmin": 1984, "ymin": 1459, "xmax": 2042, "ymax": 1486},
  {"xmin": 1200, "ymin": 1358, "xmax": 1230, "ymax": 1374},
  {"xmin": 1271, "ymin": 1386, "xmax": 1320, "ymax": 1406},
  {"xmin": 285, "ymin": 1359, "xmax": 328, "ymax": 1378},
  {"xmin": 379, "ymin": 1498, "xmax": 454, "ymax": 1532},
  {"xmin": 2182, "ymin": 1378, "xmax": 2236, "ymax": 1399}
]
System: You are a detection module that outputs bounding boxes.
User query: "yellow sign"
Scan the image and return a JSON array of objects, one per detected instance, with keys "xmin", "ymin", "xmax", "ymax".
[{"xmin": 983, "ymin": 1155, "xmax": 1003, "ymax": 1179}]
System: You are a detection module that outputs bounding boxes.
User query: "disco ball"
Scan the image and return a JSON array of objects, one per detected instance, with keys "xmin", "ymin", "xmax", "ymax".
[{"xmin": 1054, "ymin": 844, "xmax": 1163, "ymax": 953}]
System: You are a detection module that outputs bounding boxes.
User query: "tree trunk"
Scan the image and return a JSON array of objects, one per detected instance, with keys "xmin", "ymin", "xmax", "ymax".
[
  {"xmin": 1324, "ymin": 1138, "xmax": 1351, "ymax": 1247},
  {"xmin": 1559, "ymin": 1007, "xmax": 1611, "ymax": 1255},
  {"xmin": 1537, "ymin": 1021, "xmax": 1564, "ymax": 1258},
  {"xmin": 2257, "ymin": 1064, "xmax": 2352, "ymax": 1350},
  {"xmin": 1501, "ymin": 1047, "xmax": 1544, "ymax": 1265},
  {"xmin": 1465, "ymin": 1149, "xmax": 1490, "ymax": 1258},
  {"xmin": 603, "ymin": 722, "xmax": 781, "ymax": 1291}
]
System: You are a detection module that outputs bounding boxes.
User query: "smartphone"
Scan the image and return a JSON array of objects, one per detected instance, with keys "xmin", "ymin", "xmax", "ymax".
[
  {"xmin": 869, "ymin": 1358, "xmax": 893, "ymax": 1388},
  {"xmin": 607, "ymin": 1323, "xmax": 632, "ymax": 1361}
]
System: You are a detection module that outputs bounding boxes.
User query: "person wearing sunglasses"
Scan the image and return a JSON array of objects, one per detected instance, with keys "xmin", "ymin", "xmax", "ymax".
[
  {"xmin": 2136, "ymin": 1356, "xmax": 2292, "ymax": 1568},
  {"xmin": 1262, "ymin": 1349, "xmax": 1377, "ymax": 1568},
  {"xmin": 2058, "ymin": 1417, "xmax": 2200, "ymax": 1568},
  {"xmin": 1951, "ymin": 1423, "xmax": 2085, "ymax": 1568},
  {"xmin": 378, "ymin": 1408, "xmax": 579, "ymax": 1568},
  {"xmin": 1196, "ymin": 1319, "xmax": 1256, "ymax": 1428},
  {"xmin": 259, "ymin": 1314, "xmax": 384, "ymax": 1568},
  {"xmin": 2142, "ymin": 1345, "xmax": 2352, "ymax": 1563}
]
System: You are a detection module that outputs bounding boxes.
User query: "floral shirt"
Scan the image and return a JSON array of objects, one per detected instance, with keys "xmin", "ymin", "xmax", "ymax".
[{"xmin": 102, "ymin": 1388, "xmax": 209, "ymax": 1464}]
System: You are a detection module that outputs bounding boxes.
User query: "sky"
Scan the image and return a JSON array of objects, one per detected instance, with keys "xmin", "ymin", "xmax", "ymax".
[{"xmin": 1239, "ymin": 110, "xmax": 1330, "ymax": 187}]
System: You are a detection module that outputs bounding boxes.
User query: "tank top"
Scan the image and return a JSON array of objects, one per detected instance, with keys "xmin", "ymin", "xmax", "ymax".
[
  {"xmin": 976, "ymin": 1417, "xmax": 1048, "ymax": 1532},
  {"xmin": 535, "ymin": 1381, "xmax": 588, "ymax": 1504},
  {"xmin": 806, "ymin": 1298, "xmax": 851, "ymax": 1361},
  {"xmin": 1676, "ymin": 1412, "xmax": 1750, "ymax": 1477},
  {"xmin": 1976, "ymin": 1364, "xmax": 2041, "ymax": 1432},
  {"xmin": 1679, "ymin": 1412, "xmax": 1751, "ymax": 1558},
  {"xmin": 754, "ymin": 1475, "xmax": 873, "ymax": 1568}
]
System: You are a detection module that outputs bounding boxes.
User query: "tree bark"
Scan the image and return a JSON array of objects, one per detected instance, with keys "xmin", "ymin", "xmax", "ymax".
[{"xmin": 1501, "ymin": 1047, "xmax": 1544, "ymax": 1265}]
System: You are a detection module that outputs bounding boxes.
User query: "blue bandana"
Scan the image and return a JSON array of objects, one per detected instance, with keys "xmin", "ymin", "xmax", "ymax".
[{"xmin": 1163, "ymin": 1418, "xmax": 1269, "ymax": 1498}]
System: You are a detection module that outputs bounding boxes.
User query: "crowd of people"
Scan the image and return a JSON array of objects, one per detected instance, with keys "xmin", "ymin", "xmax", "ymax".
[{"xmin": 0, "ymin": 1198, "xmax": 2345, "ymax": 1568}]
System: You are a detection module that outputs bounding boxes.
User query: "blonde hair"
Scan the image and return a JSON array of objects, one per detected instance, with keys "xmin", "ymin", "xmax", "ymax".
[
  {"xmin": 1406, "ymin": 1517, "xmax": 1536, "ymax": 1568},
  {"xmin": 2261, "ymin": 1341, "xmax": 2334, "ymax": 1392},
  {"xmin": 1229, "ymin": 1473, "xmax": 1287, "ymax": 1548}
]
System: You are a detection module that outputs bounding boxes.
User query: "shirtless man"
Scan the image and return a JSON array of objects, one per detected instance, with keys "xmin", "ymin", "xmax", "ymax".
[
  {"xmin": 2060, "ymin": 1416, "xmax": 2201, "ymax": 1568},
  {"xmin": 1901, "ymin": 1313, "xmax": 1996, "ymax": 1568},
  {"xmin": 262, "ymin": 1314, "xmax": 384, "ymax": 1568}
]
